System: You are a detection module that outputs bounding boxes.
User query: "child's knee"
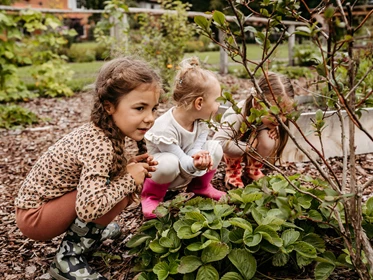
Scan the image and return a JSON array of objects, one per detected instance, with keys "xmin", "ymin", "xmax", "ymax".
[{"xmin": 152, "ymin": 154, "xmax": 180, "ymax": 181}]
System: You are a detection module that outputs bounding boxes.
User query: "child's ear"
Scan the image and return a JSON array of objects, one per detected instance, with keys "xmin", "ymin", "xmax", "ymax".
[
  {"xmin": 103, "ymin": 101, "xmax": 115, "ymax": 115},
  {"xmin": 194, "ymin": 97, "xmax": 203, "ymax": 110}
]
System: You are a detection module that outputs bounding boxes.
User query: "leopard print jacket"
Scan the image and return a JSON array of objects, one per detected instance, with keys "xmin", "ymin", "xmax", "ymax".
[{"xmin": 15, "ymin": 122, "xmax": 137, "ymax": 222}]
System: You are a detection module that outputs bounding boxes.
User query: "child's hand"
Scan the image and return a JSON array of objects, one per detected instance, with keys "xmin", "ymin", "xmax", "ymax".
[
  {"xmin": 127, "ymin": 162, "xmax": 152, "ymax": 186},
  {"xmin": 268, "ymin": 127, "xmax": 279, "ymax": 140},
  {"xmin": 192, "ymin": 150, "xmax": 213, "ymax": 171},
  {"xmin": 128, "ymin": 153, "xmax": 158, "ymax": 174}
]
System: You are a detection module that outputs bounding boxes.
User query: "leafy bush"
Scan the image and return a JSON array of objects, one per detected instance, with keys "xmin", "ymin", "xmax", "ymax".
[
  {"xmin": 0, "ymin": 104, "xmax": 38, "ymax": 129},
  {"xmin": 126, "ymin": 174, "xmax": 365, "ymax": 280},
  {"xmin": 185, "ymin": 36, "xmax": 220, "ymax": 53},
  {"xmin": 67, "ymin": 44, "xmax": 96, "ymax": 63},
  {"xmin": 134, "ymin": 0, "xmax": 195, "ymax": 94},
  {"xmin": 31, "ymin": 60, "xmax": 74, "ymax": 98},
  {"xmin": 293, "ymin": 42, "xmax": 323, "ymax": 67}
]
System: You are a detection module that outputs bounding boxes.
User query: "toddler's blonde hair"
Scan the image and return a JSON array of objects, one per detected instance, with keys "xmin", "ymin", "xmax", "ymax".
[{"xmin": 173, "ymin": 56, "xmax": 219, "ymax": 109}]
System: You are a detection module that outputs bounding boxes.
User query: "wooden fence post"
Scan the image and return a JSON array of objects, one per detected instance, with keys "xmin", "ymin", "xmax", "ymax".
[
  {"xmin": 288, "ymin": 24, "xmax": 295, "ymax": 66},
  {"xmin": 219, "ymin": 29, "xmax": 228, "ymax": 75}
]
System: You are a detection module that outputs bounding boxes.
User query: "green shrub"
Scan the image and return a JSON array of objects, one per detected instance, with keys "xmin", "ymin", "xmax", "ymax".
[
  {"xmin": 184, "ymin": 36, "xmax": 220, "ymax": 53},
  {"xmin": 293, "ymin": 42, "xmax": 323, "ymax": 66},
  {"xmin": 0, "ymin": 104, "xmax": 39, "ymax": 129},
  {"xmin": 31, "ymin": 60, "xmax": 74, "ymax": 97},
  {"xmin": 94, "ymin": 43, "xmax": 109, "ymax": 60},
  {"xmin": 66, "ymin": 44, "xmax": 96, "ymax": 63},
  {"xmin": 126, "ymin": 174, "xmax": 361, "ymax": 279}
]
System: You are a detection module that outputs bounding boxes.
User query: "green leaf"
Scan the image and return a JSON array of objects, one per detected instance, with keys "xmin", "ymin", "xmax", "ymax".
[
  {"xmin": 202, "ymin": 229, "xmax": 220, "ymax": 241},
  {"xmin": 242, "ymin": 192, "xmax": 263, "ymax": 204},
  {"xmin": 178, "ymin": 255, "xmax": 203, "ymax": 274},
  {"xmin": 324, "ymin": 6, "xmax": 335, "ymax": 19},
  {"xmin": 270, "ymin": 105, "xmax": 280, "ymax": 115},
  {"xmin": 186, "ymin": 240, "xmax": 213, "ymax": 251},
  {"xmin": 244, "ymin": 26, "xmax": 257, "ymax": 34},
  {"xmin": 214, "ymin": 204, "xmax": 235, "ymax": 217},
  {"xmin": 149, "ymin": 239, "xmax": 168, "ymax": 254},
  {"xmin": 308, "ymin": 210, "xmax": 323, "ymax": 221},
  {"xmin": 272, "ymin": 252, "xmax": 289, "ymax": 267},
  {"xmin": 221, "ymin": 272, "xmax": 244, "ymax": 280},
  {"xmin": 294, "ymin": 241, "xmax": 317, "ymax": 258},
  {"xmin": 255, "ymin": 225, "xmax": 283, "ymax": 247},
  {"xmin": 125, "ymin": 234, "xmax": 151, "ymax": 248},
  {"xmin": 196, "ymin": 264, "xmax": 219, "ymax": 280},
  {"xmin": 302, "ymin": 233, "xmax": 326, "ymax": 253},
  {"xmin": 201, "ymin": 242, "xmax": 229, "ymax": 263},
  {"xmin": 282, "ymin": 229, "xmax": 300, "ymax": 247},
  {"xmin": 186, "ymin": 211, "xmax": 206, "ymax": 221},
  {"xmin": 153, "ymin": 262, "xmax": 169, "ymax": 280},
  {"xmin": 316, "ymin": 63, "xmax": 328, "ymax": 77},
  {"xmin": 194, "ymin": 15, "xmax": 210, "ymax": 31},
  {"xmin": 297, "ymin": 253, "xmax": 314, "ymax": 268},
  {"xmin": 314, "ymin": 262, "xmax": 335, "ymax": 280},
  {"xmin": 191, "ymin": 221, "xmax": 205, "ymax": 233},
  {"xmin": 243, "ymin": 232, "xmax": 262, "ymax": 247},
  {"xmin": 159, "ymin": 236, "xmax": 174, "ymax": 248},
  {"xmin": 270, "ymin": 179, "xmax": 288, "ymax": 192},
  {"xmin": 174, "ymin": 219, "xmax": 194, "ymax": 231},
  {"xmin": 177, "ymin": 226, "xmax": 201, "ymax": 239},
  {"xmin": 366, "ymin": 196, "xmax": 373, "ymax": 216},
  {"xmin": 212, "ymin": 10, "xmax": 226, "ymax": 26},
  {"xmin": 251, "ymin": 207, "xmax": 263, "ymax": 225},
  {"xmin": 228, "ymin": 248, "xmax": 257, "ymax": 279},
  {"xmin": 229, "ymin": 228, "xmax": 244, "ymax": 244},
  {"xmin": 229, "ymin": 217, "xmax": 253, "ymax": 232}
]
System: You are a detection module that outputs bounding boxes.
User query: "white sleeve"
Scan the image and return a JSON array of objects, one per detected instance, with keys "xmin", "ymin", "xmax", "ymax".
[
  {"xmin": 213, "ymin": 110, "xmax": 247, "ymax": 156},
  {"xmin": 187, "ymin": 129, "xmax": 208, "ymax": 156}
]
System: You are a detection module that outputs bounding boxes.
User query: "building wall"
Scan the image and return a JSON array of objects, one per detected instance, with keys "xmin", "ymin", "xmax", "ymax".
[
  {"xmin": 13, "ymin": 0, "xmax": 72, "ymax": 9},
  {"xmin": 137, "ymin": 1, "xmax": 161, "ymax": 9}
]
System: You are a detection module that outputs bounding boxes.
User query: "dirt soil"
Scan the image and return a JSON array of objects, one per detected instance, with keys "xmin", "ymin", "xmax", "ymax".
[{"xmin": 1, "ymin": 74, "xmax": 372, "ymax": 279}]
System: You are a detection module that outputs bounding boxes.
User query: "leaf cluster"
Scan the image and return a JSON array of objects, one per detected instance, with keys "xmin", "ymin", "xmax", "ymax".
[{"xmin": 125, "ymin": 174, "xmax": 373, "ymax": 280}]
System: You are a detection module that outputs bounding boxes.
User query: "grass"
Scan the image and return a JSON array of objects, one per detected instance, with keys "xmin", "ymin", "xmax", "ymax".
[
  {"xmin": 186, "ymin": 44, "xmax": 288, "ymax": 65},
  {"xmin": 18, "ymin": 61, "xmax": 105, "ymax": 92},
  {"xmin": 17, "ymin": 43, "xmax": 290, "ymax": 92}
]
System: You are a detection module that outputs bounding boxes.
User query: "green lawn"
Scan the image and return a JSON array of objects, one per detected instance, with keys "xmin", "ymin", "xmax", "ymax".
[
  {"xmin": 18, "ymin": 61, "xmax": 105, "ymax": 92},
  {"xmin": 186, "ymin": 43, "xmax": 288, "ymax": 65},
  {"xmin": 18, "ymin": 44, "xmax": 290, "ymax": 92}
]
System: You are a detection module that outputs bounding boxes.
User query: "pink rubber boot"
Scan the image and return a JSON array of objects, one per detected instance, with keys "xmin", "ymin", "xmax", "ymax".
[
  {"xmin": 187, "ymin": 170, "xmax": 226, "ymax": 201},
  {"xmin": 141, "ymin": 179, "xmax": 170, "ymax": 220}
]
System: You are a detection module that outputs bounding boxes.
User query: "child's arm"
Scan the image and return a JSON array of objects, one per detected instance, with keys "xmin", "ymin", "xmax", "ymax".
[
  {"xmin": 187, "ymin": 129, "xmax": 209, "ymax": 156},
  {"xmin": 213, "ymin": 110, "xmax": 248, "ymax": 156},
  {"xmin": 157, "ymin": 142, "xmax": 204, "ymax": 173}
]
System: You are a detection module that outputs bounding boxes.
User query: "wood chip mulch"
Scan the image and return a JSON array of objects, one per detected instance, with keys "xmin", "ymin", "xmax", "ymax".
[{"xmin": 1, "ymin": 75, "xmax": 372, "ymax": 279}]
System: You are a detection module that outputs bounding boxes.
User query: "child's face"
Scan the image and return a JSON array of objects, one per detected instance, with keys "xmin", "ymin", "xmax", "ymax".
[
  {"xmin": 107, "ymin": 82, "xmax": 160, "ymax": 141},
  {"xmin": 199, "ymin": 79, "xmax": 221, "ymax": 120}
]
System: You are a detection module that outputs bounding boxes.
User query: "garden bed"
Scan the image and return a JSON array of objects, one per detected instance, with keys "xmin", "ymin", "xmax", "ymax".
[{"xmin": 1, "ymin": 75, "xmax": 371, "ymax": 279}]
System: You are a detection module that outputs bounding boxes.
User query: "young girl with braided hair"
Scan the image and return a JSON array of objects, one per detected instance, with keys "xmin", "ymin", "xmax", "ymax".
[
  {"xmin": 141, "ymin": 56, "xmax": 226, "ymax": 219},
  {"xmin": 213, "ymin": 72, "xmax": 295, "ymax": 188},
  {"xmin": 15, "ymin": 57, "xmax": 161, "ymax": 280}
]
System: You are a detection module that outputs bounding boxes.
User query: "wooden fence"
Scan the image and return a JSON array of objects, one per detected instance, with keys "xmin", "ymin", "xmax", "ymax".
[{"xmin": 0, "ymin": 5, "xmax": 305, "ymax": 73}]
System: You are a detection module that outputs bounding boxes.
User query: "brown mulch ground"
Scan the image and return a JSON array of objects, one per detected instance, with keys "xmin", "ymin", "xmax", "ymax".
[{"xmin": 1, "ymin": 75, "xmax": 372, "ymax": 279}]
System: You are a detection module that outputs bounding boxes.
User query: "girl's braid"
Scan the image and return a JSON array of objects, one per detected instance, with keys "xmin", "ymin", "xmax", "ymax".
[{"xmin": 91, "ymin": 92, "xmax": 127, "ymax": 179}]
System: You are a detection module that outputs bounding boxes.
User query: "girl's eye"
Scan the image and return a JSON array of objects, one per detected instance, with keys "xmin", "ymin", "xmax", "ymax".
[
  {"xmin": 152, "ymin": 107, "xmax": 158, "ymax": 112},
  {"xmin": 136, "ymin": 107, "xmax": 144, "ymax": 111}
]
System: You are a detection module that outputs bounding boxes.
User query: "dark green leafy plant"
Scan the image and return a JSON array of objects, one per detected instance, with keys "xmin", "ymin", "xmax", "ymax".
[
  {"xmin": 126, "ymin": 174, "xmax": 363, "ymax": 280},
  {"xmin": 192, "ymin": 1, "xmax": 373, "ymax": 278},
  {"xmin": 0, "ymin": 104, "xmax": 39, "ymax": 129}
]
